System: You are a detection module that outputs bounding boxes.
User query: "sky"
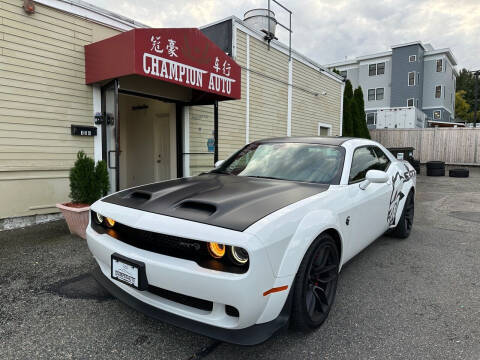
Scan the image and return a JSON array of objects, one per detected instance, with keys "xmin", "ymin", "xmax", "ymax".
[{"xmin": 94, "ymin": 0, "xmax": 480, "ymax": 70}]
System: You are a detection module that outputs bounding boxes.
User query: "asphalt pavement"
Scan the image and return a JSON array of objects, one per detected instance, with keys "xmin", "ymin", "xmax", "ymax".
[{"xmin": 1, "ymin": 166, "xmax": 479, "ymax": 359}]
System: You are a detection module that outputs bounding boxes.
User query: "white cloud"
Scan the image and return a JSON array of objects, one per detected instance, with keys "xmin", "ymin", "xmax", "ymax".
[{"xmin": 94, "ymin": 0, "xmax": 479, "ymax": 69}]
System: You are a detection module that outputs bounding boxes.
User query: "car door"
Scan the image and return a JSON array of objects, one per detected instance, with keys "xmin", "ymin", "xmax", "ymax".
[{"xmin": 344, "ymin": 146, "xmax": 392, "ymax": 258}]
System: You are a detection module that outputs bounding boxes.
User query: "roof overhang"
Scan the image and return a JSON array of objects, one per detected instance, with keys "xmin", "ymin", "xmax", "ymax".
[{"xmin": 85, "ymin": 28, "xmax": 241, "ymax": 101}]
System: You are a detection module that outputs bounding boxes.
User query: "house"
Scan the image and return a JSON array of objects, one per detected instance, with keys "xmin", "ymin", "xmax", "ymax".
[
  {"xmin": 0, "ymin": 0, "xmax": 344, "ymax": 228},
  {"xmin": 326, "ymin": 41, "xmax": 457, "ymax": 128}
]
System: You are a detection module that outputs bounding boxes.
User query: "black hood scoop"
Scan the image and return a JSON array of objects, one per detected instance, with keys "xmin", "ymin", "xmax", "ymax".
[{"xmin": 103, "ymin": 174, "xmax": 328, "ymax": 231}]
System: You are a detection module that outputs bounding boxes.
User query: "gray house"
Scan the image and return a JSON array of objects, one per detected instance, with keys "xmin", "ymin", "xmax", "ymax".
[{"xmin": 326, "ymin": 41, "xmax": 458, "ymax": 128}]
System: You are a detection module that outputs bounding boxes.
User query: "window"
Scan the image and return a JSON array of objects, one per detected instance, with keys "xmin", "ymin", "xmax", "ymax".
[
  {"xmin": 339, "ymin": 70, "xmax": 347, "ymax": 78},
  {"xmin": 376, "ymin": 88, "xmax": 384, "ymax": 100},
  {"xmin": 435, "ymin": 85, "xmax": 442, "ymax": 98},
  {"xmin": 366, "ymin": 113, "xmax": 376, "ymax": 125},
  {"xmin": 407, "ymin": 98, "xmax": 414, "ymax": 107},
  {"xmin": 409, "ymin": 55, "xmax": 416, "ymax": 62},
  {"xmin": 216, "ymin": 142, "xmax": 345, "ymax": 184},
  {"xmin": 408, "ymin": 71, "xmax": 416, "ymax": 86},
  {"xmin": 318, "ymin": 122, "xmax": 332, "ymax": 136},
  {"xmin": 349, "ymin": 146, "xmax": 390, "ymax": 183},
  {"xmin": 369, "ymin": 63, "xmax": 385, "ymax": 76},
  {"xmin": 368, "ymin": 88, "xmax": 384, "ymax": 101},
  {"xmin": 372, "ymin": 147, "xmax": 391, "ymax": 172},
  {"xmin": 433, "ymin": 110, "xmax": 441, "ymax": 120},
  {"xmin": 377, "ymin": 62, "xmax": 385, "ymax": 75},
  {"xmin": 436, "ymin": 59, "xmax": 443, "ymax": 72}
]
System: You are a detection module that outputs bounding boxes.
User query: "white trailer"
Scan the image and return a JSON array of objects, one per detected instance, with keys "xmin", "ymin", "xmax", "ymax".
[{"xmin": 376, "ymin": 107, "xmax": 426, "ymax": 129}]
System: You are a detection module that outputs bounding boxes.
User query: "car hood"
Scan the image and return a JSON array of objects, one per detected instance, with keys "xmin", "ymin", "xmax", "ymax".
[{"xmin": 102, "ymin": 174, "xmax": 329, "ymax": 231}]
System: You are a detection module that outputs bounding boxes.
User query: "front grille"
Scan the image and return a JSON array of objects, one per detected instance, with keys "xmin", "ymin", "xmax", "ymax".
[{"xmin": 91, "ymin": 215, "xmax": 248, "ymax": 274}]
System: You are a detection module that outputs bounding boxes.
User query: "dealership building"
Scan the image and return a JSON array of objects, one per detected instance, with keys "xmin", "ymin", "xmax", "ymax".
[{"xmin": 0, "ymin": 0, "xmax": 344, "ymax": 228}]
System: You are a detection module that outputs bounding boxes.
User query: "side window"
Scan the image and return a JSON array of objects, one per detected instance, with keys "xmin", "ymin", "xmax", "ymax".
[
  {"xmin": 372, "ymin": 146, "xmax": 391, "ymax": 171},
  {"xmin": 349, "ymin": 147, "xmax": 378, "ymax": 183}
]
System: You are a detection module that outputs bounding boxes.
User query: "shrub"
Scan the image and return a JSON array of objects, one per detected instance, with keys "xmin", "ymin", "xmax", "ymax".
[{"xmin": 69, "ymin": 151, "xmax": 110, "ymax": 205}]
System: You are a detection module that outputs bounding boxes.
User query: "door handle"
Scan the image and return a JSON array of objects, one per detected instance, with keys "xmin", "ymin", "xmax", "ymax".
[{"xmin": 107, "ymin": 150, "xmax": 117, "ymax": 169}]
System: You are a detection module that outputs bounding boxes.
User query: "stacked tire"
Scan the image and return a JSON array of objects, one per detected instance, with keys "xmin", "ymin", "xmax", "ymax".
[
  {"xmin": 449, "ymin": 168, "xmax": 469, "ymax": 178},
  {"xmin": 409, "ymin": 159, "xmax": 421, "ymax": 175},
  {"xmin": 426, "ymin": 161, "xmax": 445, "ymax": 176}
]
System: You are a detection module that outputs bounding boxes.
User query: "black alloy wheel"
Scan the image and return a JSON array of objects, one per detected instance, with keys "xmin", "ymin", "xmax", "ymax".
[
  {"xmin": 291, "ymin": 234, "xmax": 340, "ymax": 330},
  {"xmin": 390, "ymin": 191, "xmax": 414, "ymax": 239},
  {"xmin": 404, "ymin": 192, "xmax": 415, "ymax": 234}
]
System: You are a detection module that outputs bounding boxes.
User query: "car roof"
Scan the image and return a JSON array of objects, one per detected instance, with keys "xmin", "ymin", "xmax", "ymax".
[{"xmin": 253, "ymin": 136, "xmax": 357, "ymax": 146}]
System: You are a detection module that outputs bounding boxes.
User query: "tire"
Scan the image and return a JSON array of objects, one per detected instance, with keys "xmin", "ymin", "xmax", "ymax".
[
  {"xmin": 449, "ymin": 168, "xmax": 469, "ymax": 178},
  {"xmin": 426, "ymin": 161, "xmax": 445, "ymax": 170},
  {"xmin": 426, "ymin": 168, "xmax": 445, "ymax": 176},
  {"xmin": 291, "ymin": 234, "xmax": 340, "ymax": 331},
  {"xmin": 409, "ymin": 159, "xmax": 420, "ymax": 167},
  {"xmin": 390, "ymin": 191, "xmax": 414, "ymax": 239}
]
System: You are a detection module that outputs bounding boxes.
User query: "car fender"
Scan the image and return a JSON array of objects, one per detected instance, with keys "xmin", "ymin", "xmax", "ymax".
[
  {"xmin": 390, "ymin": 161, "xmax": 416, "ymax": 227},
  {"xmin": 274, "ymin": 209, "xmax": 345, "ymax": 278}
]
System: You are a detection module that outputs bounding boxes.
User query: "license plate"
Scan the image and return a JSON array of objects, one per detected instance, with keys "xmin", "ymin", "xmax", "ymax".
[{"xmin": 111, "ymin": 256, "xmax": 140, "ymax": 288}]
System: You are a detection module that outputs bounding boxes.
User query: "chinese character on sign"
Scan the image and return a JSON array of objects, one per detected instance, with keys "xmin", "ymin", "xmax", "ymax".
[
  {"xmin": 150, "ymin": 35, "xmax": 164, "ymax": 54},
  {"xmin": 166, "ymin": 39, "xmax": 178, "ymax": 57},
  {"xmin": 222, "ymin": 60, "xmax": 231, "ymax": 77},
  {"xmin": 213, "ymin": 57, "xmax": 220, "ymax": 73}
]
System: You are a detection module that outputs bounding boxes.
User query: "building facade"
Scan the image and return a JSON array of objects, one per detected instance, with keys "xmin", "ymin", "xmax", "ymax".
[
  {"xmin": 0, "ymin": 0, "xmax": 344, "ymax": 227},
  {"xmin": 326, "ymin": 41, "xmax": 457, "ymax": 129}
]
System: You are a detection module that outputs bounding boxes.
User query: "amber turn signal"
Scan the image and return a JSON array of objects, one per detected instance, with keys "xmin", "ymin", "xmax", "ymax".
[
  {"xmin": 105, "ymin": 217, "xmax": 116, "ymax": 228},
  {"xmin": 208, "ymin": 242, "xmax": 225, "ymax": 258}
]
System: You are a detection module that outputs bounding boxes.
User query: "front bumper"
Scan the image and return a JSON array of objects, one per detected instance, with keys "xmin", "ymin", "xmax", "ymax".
[
  {"xmin": 86, "ymin": 203, "xmax": 293, "ymax": 340},
  {"xmin": 92, "ymin": 265, "xmax": 291, "ymax": 345}
]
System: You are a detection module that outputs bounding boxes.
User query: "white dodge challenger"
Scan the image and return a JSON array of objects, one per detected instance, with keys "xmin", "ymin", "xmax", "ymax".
[{"xmin": 87, "ymin": 137, "xmax": 416, "ymax": 345}]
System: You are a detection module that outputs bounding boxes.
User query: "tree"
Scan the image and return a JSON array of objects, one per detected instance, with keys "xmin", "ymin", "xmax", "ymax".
[
  {"xmin": 352, "ymin": 87, "xmax": 371, "ymax": 139},
  {"xmin": 456, "ymin": 68, "xmax": 475, "ymax": 109},
  {"xmin": 455, "ymin": 90, "xmax": 471, "ymax": 122},
  {"xmin": 342, "ymin": 80, "xmax": 354, "ymax": 136}
]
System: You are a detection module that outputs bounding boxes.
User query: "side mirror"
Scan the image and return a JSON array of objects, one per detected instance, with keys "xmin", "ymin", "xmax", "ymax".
[
  {"xmin": 214, "ymin": 160, "xmax": 225, "ymax": 168},
  {"xmin": 359, "ymin": 170, "xmax": 389, "ymax": 190}
]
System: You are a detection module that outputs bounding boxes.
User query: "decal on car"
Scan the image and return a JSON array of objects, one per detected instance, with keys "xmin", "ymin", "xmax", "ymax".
[{"xmin": 387, "ymin": 165, "xmax": 414, "ymax": 226}]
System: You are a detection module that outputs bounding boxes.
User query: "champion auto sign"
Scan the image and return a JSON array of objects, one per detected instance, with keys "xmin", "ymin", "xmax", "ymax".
[{"xmin": 85, "ymin": 28, "xmax": 241, "ymax": 100}]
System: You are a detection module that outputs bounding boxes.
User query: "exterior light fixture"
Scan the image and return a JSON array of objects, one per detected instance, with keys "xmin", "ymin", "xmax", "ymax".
[{"xmin": 23, "ymin": 0, "xmax": 35, "ymax": 14}]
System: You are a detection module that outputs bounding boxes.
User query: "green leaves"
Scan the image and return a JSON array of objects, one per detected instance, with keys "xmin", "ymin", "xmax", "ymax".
[
  {"xmin": 342, "ymin": 81, "xmax": 370, "ymax": 138},
  {"xmin": 69, "ymin": 151, "xmax": 110, "ymax": 205}
]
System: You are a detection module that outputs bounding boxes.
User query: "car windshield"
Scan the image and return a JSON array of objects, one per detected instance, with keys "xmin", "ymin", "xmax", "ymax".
[{"xmin": 212, "ymin": 142, "xmax": 344, "ymax": 184}]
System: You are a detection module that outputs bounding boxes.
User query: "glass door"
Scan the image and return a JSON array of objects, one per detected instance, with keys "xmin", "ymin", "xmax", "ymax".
[{"xmin": 101, "ymin": 80, "xmax": 119, "ymax": 193}]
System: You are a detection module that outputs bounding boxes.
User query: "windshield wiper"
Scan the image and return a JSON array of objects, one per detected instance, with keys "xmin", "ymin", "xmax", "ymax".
[
  {"xmin": 246, "ymin": 175, "xmax": 283, "ymax": 180},
  {"xmin": 210, "ymin": 169, "xmax": 230, "ymax": 174}
]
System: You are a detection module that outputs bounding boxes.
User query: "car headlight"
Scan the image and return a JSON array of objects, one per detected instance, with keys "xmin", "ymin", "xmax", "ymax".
[
  {"xmin": 208, "ymin": 242, "xmax": 225, "ymax": 258},
  {"xmin": 228, "ymin": 246, "xmax": 249, "ymax": 265},
  {"xmin": 94, "ymin": 212, "xmax": 104, "ymax": 225}
]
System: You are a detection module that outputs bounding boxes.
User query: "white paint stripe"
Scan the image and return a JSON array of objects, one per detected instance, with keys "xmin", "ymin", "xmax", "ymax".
[{"xmin": 339, "ymin": 82, "xmax": 345, "ymax": 136}]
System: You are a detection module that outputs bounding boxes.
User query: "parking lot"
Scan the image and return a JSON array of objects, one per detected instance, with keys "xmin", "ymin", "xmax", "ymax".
[{"xmin": 1, "ymin": 167, "xmax": 479, "ymax": 360}]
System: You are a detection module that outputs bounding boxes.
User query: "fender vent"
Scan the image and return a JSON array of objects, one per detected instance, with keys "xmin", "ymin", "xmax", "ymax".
[{"xmin": 176, "ymin": 201, "xmax": 216, "ymax": 215}]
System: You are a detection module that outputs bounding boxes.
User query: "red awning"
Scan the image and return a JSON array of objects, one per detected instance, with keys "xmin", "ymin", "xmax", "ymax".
[{"xmin": 85, "ymin": 28, "xmax": 241, "ymax": 100}]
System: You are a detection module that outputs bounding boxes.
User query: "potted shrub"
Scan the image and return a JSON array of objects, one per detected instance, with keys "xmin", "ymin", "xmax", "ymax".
[{"xmin": 56, "ymin": 151, "xmax": 109, "ymax": 239}]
